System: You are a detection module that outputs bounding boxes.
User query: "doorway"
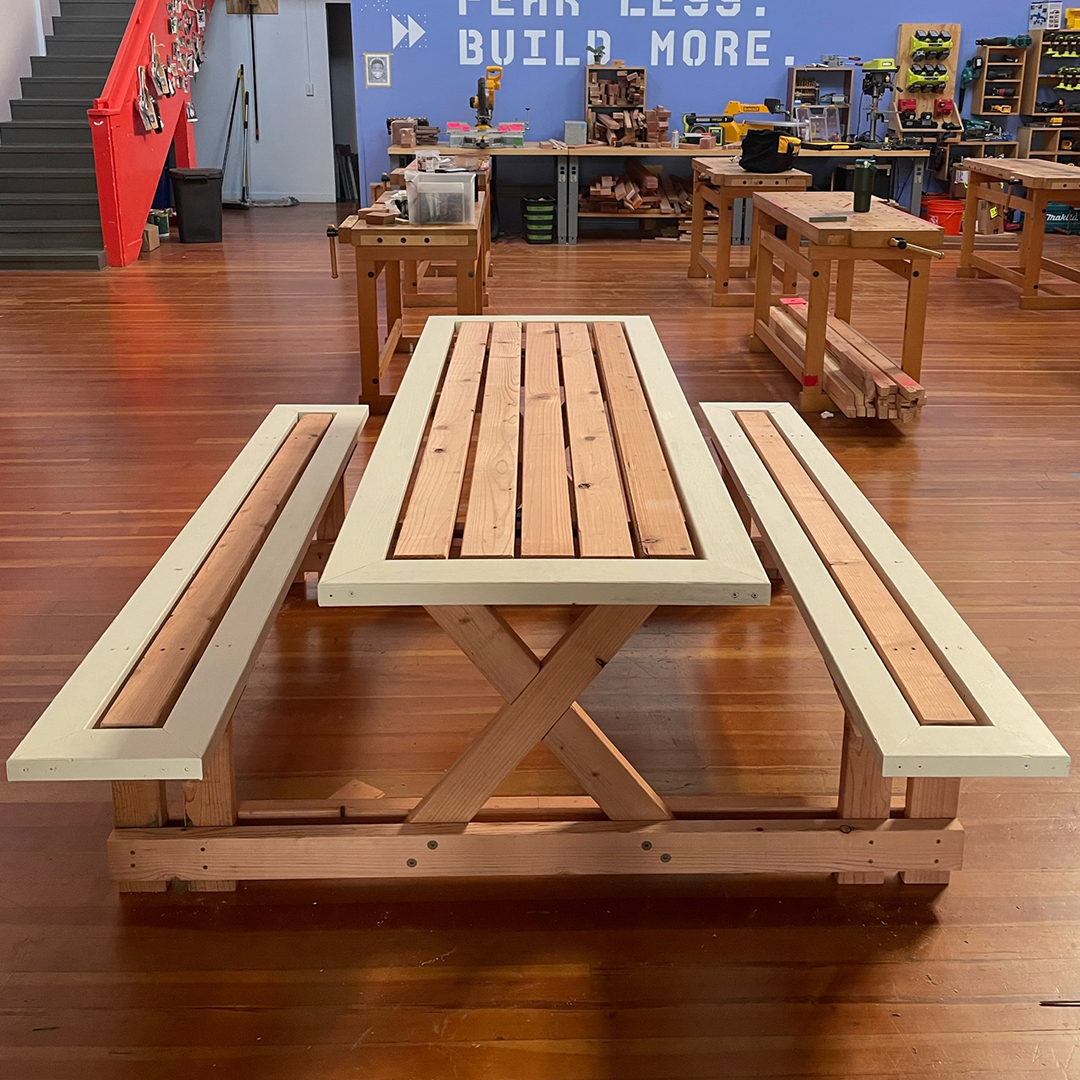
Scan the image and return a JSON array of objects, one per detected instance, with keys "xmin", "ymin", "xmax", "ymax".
[{"xmin": 326, "ymin": 2, "xmax": 359, "ymax": 202}]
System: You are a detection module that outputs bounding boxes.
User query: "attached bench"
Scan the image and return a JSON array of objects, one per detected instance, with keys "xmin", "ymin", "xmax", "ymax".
[
  {"xmin": 6, "ymin": 405, "xmax": 368, "ymax": 892},
  {"xmin": 705, "ymin": 402, "xmax": 1070, "ymax": 884}
]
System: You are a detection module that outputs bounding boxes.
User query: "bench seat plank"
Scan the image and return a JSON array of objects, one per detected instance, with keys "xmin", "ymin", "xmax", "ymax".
[
  {"xmin": 99, "ymin": 414, "xmax": 333, "ymax": 731},
  {"xmin": 6, "ymin": 406, "xmax": 368, "ymax": 782},
  {"xmin": 704, "ymin": 402, "xmax": 1070, "ymax": 779},
  {"xmin": 735, "ymin": 411, "xmax": 974, "ymax": 727}
]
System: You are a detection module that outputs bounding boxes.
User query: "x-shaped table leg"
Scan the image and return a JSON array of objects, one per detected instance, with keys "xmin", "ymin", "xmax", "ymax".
[{"xmin": 410, "ymin": 604, "xmax": 667, "ymax": 824}]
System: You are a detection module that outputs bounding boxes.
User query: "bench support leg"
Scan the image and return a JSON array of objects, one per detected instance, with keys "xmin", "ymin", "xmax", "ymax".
[
  {"xmin": 112, "ymin": 781, "xmax": 170, "ymax": 893},
  {"xmin": 317, "ymin": 476, "xmax": 346, "ymax": 543},
  {"xmin": 835, "ymin": 715, "xmax": 892, "ymax": 885},
  {"xmin": 183, "ymin": 723, "xmax": 239, "ymax": 892},
  {"xmin": 900, "ymin": 778, "xmax": 960, "ymax": 885}
]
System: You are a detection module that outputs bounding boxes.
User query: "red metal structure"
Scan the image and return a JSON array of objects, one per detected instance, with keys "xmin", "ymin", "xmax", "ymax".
[{"xmin": 89, "ymin": 0, "xmax": 214, "ymax": 268}]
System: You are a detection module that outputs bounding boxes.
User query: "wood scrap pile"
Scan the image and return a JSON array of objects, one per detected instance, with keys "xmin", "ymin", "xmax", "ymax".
[
  {"xmin": 582, "ymin": 167, "xmax": 694, "ymax": 216},
  {"xmin": 770, "ymin": 299, "xmax": 926, "ymax": 422},
  {"xmin": 587, "ymin": 67, "xmax": 645, "ymax": 108},
  {"xmin": 642, "ymin": 107, "xmax": 672, "ymax": 147},
  {"xmin": 592, "ymin": 108, "xmax": 646, "ymax": 145}
]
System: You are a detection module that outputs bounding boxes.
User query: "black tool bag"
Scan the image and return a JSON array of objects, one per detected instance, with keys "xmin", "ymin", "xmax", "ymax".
[{"xmin": 739, "ymin": 129, "xmax": 799, "ymax": 173}]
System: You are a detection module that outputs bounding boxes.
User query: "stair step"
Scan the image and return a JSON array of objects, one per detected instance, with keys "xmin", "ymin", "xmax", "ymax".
[
  {"xmin": 21, "ymin": 75, "xmax": 108, "ymax": 99},
  {"xmin": 0, "ymin": 193, "xmax": 101, "ymax": 222},
  {"xmin": 0, "ymin": 167, "xmax": 98, "ymax": 194},
  {"xmin": 0, "ymin": 120, "xmax": 93, "ymax": 146},
  {"xmin": 47, "ymin": 35, "xmax": 126, "ymax": 58},
  {"xmin": 10, "ymin": 98, "xmax": 93, "ymax": 122},
  {"xmin": 31, "ymin": 55, "xmax": 117, "ymax": 79},
  {"xmin": 51, "ymin": 16, "xmax": 132, "ymax": 37},
  {"xmin": 0, "ymin": 220, "xmax": 104, "ymax": 251},
  {"xmin": 59, "ymin": 1, "xmax": 136, "ymax": 17},
  {"xmin": 0, "ymin": 145, "xmax": 96, "ymax": 170},
  {"xmin": 0, "ymin": 248, "xmax": 108, "ymax": 271}
]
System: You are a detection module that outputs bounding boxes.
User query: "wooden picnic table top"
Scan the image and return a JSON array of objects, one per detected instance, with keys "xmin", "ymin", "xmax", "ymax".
[
  {"xmin": 752, "ymin": 191, "xmax": 944, "ymax": 249},
  {"xmin": 962, "ymin": 156, "xmax": 1080, "ymax": 190},
  {"xmin": 319, "ymin": 316, "xmax": 768, "ymax": 608}
]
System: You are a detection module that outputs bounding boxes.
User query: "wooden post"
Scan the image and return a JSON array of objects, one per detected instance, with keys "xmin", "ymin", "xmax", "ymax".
[
  {"xmin": 901, "ymin": 258, "xmax": 931, "ymax": 383},
  {"xmin": 183, "ymin": 724, "xmax": 239, "ymax": 892},
  {"xmin": 711, "ymin": 197, "xmax": 736, "ymax": 305},
  {"xmin": 688, "ymin": 172, "xmax": 708, "ymax": 279},
  {"xmin": 800, "ymin": 259, "xmax": 832, "ymax": 411},
  {"xmin": 355, "ymin": 249, "xmax": 383, "ymax": 402},
  {"xmin": 834, "ymin": 260, "xmax": 855, "ymax": 323},
  {"xmin": 1018, "ymin": 191, "xmax": 1049, "ymax": 309},
  {"xmin": 835, "ymin": 716, "xmax": 893, "ymax": 884},
  {"xmin": 901, "ymin": 777, "xmax": 960, "ymax": 885},
  {"xmin": 750, "ymin": 209, "xmax": 776, "ymax": 352},
  {"xmin": 956, "ymin": 171, "xmax": 981, "ymax": 279},
  {"xmin": 112, "ymin": 781, "xmax": 169, "ymax": 893},
  {"xmin": 782, "ymin": 222, "xmax": 801, "ymax": 297}
]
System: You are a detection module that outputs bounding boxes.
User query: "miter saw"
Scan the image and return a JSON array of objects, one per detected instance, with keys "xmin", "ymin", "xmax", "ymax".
[{"xmin": 470, "ymin": 66, "xmax": 503, "ymax": 130}]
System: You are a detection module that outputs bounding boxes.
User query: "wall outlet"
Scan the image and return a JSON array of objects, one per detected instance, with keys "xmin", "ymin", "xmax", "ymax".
[{"xmin": 305, "ymin": 82, "xmax": 315, "ymax": 97}]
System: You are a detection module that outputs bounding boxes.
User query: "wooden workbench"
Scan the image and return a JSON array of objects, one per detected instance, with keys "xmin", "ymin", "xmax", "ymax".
[
  {"xmin": 750, "ymin": 191, "xmax": 943, "ymax": 420},
  {"xmin": 337, "ymin": 191, "xmax": 489, "ymax": 413},
  {"xmin": 688, "ymin": 158, "xmax": 811, "ymax": 307},
  {"xmin": 957, "ymin": 157, "xmax": 1080, "ymax": 310}
]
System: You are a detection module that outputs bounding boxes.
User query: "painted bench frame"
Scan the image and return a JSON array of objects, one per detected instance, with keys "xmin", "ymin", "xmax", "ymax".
[
  {"xmin": 7, "ymin": 404, "xmax": 368, "ymax": 891},
  {"xmin": 704, "ymin": 401, "xmax": 1070, "ymax": 884}
]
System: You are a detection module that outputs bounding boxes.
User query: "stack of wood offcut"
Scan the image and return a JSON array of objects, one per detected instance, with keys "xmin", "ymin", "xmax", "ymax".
[
  {"xmin": 582, "ymin": 161, "xmax": 693, "ymax": 216},
  {"xmin": 592, "ymin": 108, "xmax": 645, "ymax": 146},
  {"xmin": 770, "ymin": 299, "xmax": 926, "ymax": 422},
  {"xmin": 415, "ymin": 125, "xmax": 441, "ymax": 146},
  {"xmin": 588, "ymin": 67, "xmax": 645, "ymax": 108},
  {"xmin": 641, "ymin": 107, "xmax": 672, "ymax": 148}
]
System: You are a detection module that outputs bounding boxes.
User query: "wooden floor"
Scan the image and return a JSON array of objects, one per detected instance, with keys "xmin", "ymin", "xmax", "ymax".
[{"xmin": 2, "ymin": 205, "xmax": 1080, "ymax": 1078}]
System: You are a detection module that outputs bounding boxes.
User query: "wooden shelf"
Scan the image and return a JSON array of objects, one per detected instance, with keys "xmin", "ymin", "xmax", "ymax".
[{"xmin": 974, "ymin": 44, "xmax": 1028, "ymax": 117}]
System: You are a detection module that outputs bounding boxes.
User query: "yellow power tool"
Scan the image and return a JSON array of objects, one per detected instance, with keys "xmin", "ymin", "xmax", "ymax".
[{"xmin": 470, "ymin": 65, "xmax": 503, "ymax": 130}]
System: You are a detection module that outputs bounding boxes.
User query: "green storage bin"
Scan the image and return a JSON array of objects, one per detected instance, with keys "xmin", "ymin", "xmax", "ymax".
[{"xmin": 522, "ymin": 195, "xmax": 556, "ymax": 244}]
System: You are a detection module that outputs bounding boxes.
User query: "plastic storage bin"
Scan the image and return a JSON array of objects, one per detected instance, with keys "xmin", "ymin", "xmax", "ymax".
[
  {"xmin": 405, "ymin": 170, "xmax": 477, "ymax": 226},
  {"xmin": 522, "ymin": 196, "xmax": 556, "ymax": 244},
  {"xmin": 169, "ymin": 168, "xmax": 224, "ymax": 243}
]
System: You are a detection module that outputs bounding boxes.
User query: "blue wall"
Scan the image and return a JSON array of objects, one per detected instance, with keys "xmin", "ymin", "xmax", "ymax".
[{"xmin": 351, "ymin": 1, "xmax": 1027, "ymax": 192}]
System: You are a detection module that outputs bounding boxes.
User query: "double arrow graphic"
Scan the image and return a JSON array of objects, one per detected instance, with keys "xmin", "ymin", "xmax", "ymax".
[{"xmin": 392, "ymin": 14, "xmax": 425, "ymax": 48}]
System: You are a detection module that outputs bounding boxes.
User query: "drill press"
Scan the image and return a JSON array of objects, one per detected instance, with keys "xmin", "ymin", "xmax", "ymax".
[{"xmin": 861, "ymin": 58, "xmax": 898, "ymax": 147}]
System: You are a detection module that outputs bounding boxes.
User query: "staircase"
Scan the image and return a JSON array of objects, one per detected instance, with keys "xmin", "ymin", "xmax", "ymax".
[{"xmin": 0, "ymin": 0, "xmax": 137, "ymax": 271}]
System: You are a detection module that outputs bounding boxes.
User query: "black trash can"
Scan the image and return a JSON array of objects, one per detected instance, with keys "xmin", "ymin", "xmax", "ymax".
[{"xmin": 169, "ymin": 167, "xmax": 224, "ymax": 243}]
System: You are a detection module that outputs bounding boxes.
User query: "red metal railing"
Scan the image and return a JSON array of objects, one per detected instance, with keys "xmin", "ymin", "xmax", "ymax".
[{"xmin": 89, "ymin": 0, "xmax": 214, "ymax": 267}]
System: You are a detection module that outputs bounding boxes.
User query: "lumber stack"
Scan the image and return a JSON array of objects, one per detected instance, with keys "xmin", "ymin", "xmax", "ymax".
[
  {"xmin": 770, "ymin": 299, "xmax": 926, "ymax": 422},
  {"xmin": 645, "ymin": 107, "xmax": 672, "ymax": 145},
  {"xmin": 582, "ymin": 170, "xmax": 693, "ymax": 216}
]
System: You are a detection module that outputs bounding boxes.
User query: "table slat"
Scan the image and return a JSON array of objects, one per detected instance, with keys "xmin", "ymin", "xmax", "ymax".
[
  {"xmin": 593, "ymin": 322, "xmax": 693, "ymax": 557},
  {"xmin": 394, "ymin": 322, "xmax": 489, "ymax": 559},
  {"xmin": 520, "ymin": 323, "xmax": 574, "ymax": 557},
  {"xmin": 736, "ymin": 411, "xmax": 974, "ymax": 725},
  {"xmin": 558, "ymin": 323, "xmax": 634, "ymax": 558},
  {"xmin": 461, "ymin": 322, "xmax": 522, "ymax": 557}
]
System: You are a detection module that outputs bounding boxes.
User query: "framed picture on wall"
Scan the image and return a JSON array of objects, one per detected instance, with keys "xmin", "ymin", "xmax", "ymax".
[{"xmin": 365, "ymin": 53, "xmax": 391, "ymax": 88}]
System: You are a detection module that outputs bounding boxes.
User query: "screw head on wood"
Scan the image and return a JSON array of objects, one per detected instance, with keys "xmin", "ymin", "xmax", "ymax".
[
  {"xmin": 641, "ymin": 841, "xmax": 652, "ymax": 850},
  {"xmin": 406, "ymin": 858, "xmax": 417, "ymax": 867},
  {"xmin": 660, "ymin": 853, "xmax": 672, "ymax": 863},
  {"xmin": 427, "ymin": 840, "xmax": 439, "ymax": 850}
]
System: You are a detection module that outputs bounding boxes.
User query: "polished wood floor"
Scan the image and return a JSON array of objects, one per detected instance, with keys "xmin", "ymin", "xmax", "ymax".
[{"xmin": 2, "ymin": 206, "xmax": 1079, "ymax": 1079}]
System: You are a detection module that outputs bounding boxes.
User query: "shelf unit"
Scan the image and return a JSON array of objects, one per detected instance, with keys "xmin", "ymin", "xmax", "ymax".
[
  {"xmin": 586, "ymin": 65, "xmax": 647, "ymax": 146},
  {"xmin": 888, "ymin": 22, "xmax": 964, "ymax": 139},
  {"xmin": 1020, "ymin": 29, "xmax": 1080, "ymax": 123},
  {"xmin": 972, "ymin": 44, "xmax": 1027, "ymax": 116},
  {"xmin": 1018, "ymin": 125, "xmax": 1080, "ymax": 163},
  {"xmin": 786, "ymin": 66, "xmax": 855, "ymax": 135}
]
